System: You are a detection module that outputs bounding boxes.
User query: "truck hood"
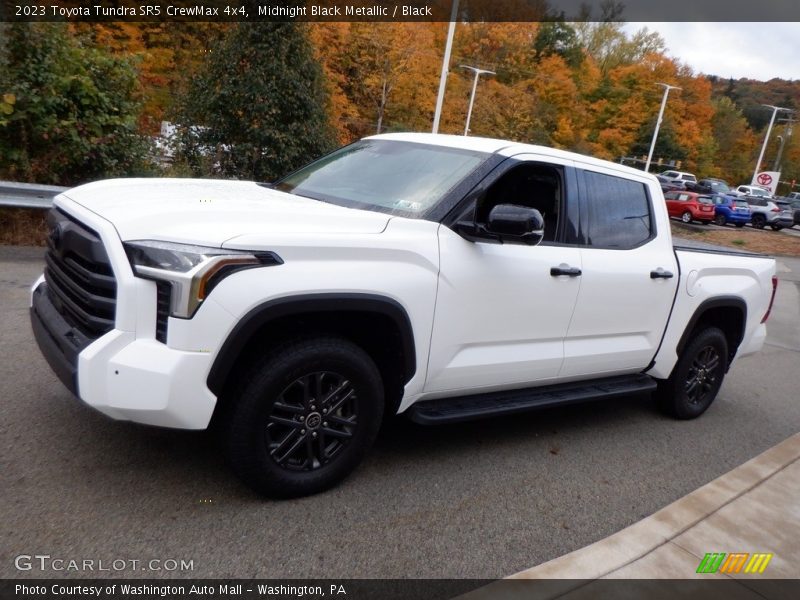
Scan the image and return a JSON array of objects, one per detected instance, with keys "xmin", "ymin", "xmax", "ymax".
[{"xmin": 61, "ymin": 178, "xmax": 391, "ymax": 245}]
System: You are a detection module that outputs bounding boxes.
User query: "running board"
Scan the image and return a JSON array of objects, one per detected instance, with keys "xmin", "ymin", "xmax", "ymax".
[{"xmin": 408, "ymin": 374, "xmax": 657, "ymax": 425}]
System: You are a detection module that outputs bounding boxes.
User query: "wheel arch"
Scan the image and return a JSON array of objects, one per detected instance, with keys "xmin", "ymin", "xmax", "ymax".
[
  {"xmin": 676, "ymin": 297, "xmax": 747, "ymax": 369},
  {"xmin": 207, "ymin": 293, "xmax": 416, "ymax": 414}
]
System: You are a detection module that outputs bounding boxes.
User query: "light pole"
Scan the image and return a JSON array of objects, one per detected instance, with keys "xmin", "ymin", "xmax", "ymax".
[
  {"xmin": 432, "ymin": 0, "xmax": 459, "ymax": 134},
  {"xmin": 772, "ymin": 117, "xmax": 795, "ymax": 173},
  {"xmin": 461, "ymin": 65, "xmax": 496, "ymax": 136},
  {"xmin": 645, "ymin": 83, "xmax": 681, "ymax": 172},
  {"xmin": 753, "ymin": 104, "xmax": 791, "ymax": 183}
]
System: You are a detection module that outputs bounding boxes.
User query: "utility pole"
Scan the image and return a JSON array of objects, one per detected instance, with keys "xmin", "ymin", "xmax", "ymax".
[
  {"xmin": 432, "ymin": 0, "xmax": 459, "ymax": 134},
  {"xmin": 753, "ymin": 104, "xmax": 791, "ymax": 183},
  {"xmin": 460, "ymin": 65, "xmax": 496, "ymax": 136},
  {"xmin": 645, "ymin": 83, "xmax": 680, "ymax": 172}
]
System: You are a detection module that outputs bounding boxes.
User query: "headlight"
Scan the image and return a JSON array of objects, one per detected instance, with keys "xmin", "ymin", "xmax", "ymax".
[{"xmin": 124, "ymin": 240, "xmax": 282, "ymax": 318}]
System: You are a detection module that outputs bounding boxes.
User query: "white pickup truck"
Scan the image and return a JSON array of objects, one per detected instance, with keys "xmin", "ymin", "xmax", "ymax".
[{"xmin": 30, "ymin": 133, "xmax": 778, "ymax": 498}]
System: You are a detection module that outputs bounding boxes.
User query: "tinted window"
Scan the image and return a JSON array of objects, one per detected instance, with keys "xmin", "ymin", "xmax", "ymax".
[
  {"xmin": 734, "ymin": 200, "xmax": 749, "ymax": 208},
  {"xmin": 583, "ymin": 171, "xmax": 652, "ymax": 249}
]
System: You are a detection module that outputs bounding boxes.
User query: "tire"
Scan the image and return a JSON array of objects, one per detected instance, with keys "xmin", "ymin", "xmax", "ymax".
[
  {"xmin": 681, "ymin": 211, "xmax": 693, "ymax": 223},
  {"xmin": 751, "ymin": 214, "xmax": 766, "ymax": 229},
  {"xmin": 770, "ymin": 224, "xmax": 783, "ymax": 231},
  {"xmin": 735, "ymin": 223, "xmax": 745, "ymax": 228},
  {"xmin": 221, "ymin": 336, "xmax": 384, "ymax": 498},
  {"xmin": 657, "ymin": 327, "xmax": 728, "ymax": 420},
  {"xmin": 714, "ymin": 214, "xmax": 726, "ymax": 227}
]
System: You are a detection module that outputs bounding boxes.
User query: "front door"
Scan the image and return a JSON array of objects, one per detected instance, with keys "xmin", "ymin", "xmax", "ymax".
[{"xmin": 424, "ymin": 156, "xmax": 582, "ymax": 395}]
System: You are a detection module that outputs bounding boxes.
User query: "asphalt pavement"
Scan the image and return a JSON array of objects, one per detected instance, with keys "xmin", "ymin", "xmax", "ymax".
[{"xmin": 1, "ymin": 245, "xmax": 799, "ymax": 579}]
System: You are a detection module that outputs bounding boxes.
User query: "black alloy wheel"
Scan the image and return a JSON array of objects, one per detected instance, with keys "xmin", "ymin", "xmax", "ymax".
[
  {"xmin": 266, "ymin": 371, "xmax": 358, "ymax": 471},
  {"xmin": 684, "ymin": 345, "xmax": 721, "ymax": 406}
]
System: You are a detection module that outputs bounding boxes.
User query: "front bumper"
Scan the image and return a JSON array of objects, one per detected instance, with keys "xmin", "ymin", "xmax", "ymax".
[{"xmin": 31, "ymin": 279, "xmax": 217, "ymax": 429}]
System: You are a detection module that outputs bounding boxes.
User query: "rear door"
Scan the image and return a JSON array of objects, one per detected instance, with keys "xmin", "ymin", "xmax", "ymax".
[{"xmin": 560, "ymin": 165, "xmax": 679, "ymax": 378}]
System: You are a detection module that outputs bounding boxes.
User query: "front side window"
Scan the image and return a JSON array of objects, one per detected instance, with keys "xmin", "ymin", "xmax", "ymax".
[
  {"xmin": 274, "ymin": 140, "xmax": 489, "ymax": 217},
  {"xmin": 583, "ymin": 171, "xmax": 652, "ymax": 249}
]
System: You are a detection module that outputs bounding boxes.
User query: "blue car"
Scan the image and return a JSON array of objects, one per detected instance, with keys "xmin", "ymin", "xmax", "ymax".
[{"xmin": 711, "ymin": 194, "xmax": 751, "ymax": 227}]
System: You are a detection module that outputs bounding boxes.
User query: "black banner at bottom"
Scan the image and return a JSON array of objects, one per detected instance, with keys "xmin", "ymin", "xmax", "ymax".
[{"xmin": 3, "ymin": 579, "xmax": 800, "ymax": 600}]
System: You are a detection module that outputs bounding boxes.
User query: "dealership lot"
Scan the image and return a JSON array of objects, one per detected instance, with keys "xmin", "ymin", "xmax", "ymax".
[{"xmin": 2, "ymin": 246, "xmax": 799, "ymax": 579}]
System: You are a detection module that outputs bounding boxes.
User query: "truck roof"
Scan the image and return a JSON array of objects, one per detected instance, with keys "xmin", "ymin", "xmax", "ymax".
[{"xmin": 367, "ymin": 132, "xmax": 656, "ymax": 182}]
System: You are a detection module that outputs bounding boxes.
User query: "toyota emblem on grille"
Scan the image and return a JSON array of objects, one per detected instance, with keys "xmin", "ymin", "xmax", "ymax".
[{"xmin": 49, "ymin": 223, "xmax": 63, "ymax": 250}]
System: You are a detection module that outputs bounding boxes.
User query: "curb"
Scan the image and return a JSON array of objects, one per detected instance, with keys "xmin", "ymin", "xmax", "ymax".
[{"xmin": 511, "ymin": 431, "xmax": 800, "ymax": 580}]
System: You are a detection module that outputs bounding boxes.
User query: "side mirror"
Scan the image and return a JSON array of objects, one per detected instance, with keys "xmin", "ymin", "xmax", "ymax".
[{"xmin": 486, "ymin": 204, "xmax": 544, "ymax": 245}]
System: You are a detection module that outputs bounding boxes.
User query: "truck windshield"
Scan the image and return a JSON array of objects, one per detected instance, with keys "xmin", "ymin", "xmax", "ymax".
[{"xmin": 274, "ymin": 140, "xmax": 489, "ymax": 216}]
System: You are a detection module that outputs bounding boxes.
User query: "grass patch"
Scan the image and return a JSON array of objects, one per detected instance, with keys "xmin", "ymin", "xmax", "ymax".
[
  {"xmin": 671, "ymin": 221, "xmax": 800, "ymax": 257},
  {"xmin": 0, "ymin": 207, "xmax": 48, "ymax": 246}
]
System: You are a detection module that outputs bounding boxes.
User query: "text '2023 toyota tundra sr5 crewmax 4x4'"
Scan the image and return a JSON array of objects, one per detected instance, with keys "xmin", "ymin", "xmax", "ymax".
[{"xmin": 30, "ymin": 134, "xmax": 778, "ymax": 498}]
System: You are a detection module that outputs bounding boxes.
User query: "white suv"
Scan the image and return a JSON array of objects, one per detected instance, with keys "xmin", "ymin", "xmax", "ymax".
[
  {"xmin": 659, "ymin": 170, "xmax": 697, "ymax": 184},
  {"xmin": 732, "ymin": 185, "xmax": 772, "ymax": 198}
]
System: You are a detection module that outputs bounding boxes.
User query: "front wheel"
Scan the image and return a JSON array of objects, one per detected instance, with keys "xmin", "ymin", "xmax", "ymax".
[
  {"xmin": 222, "ymin": 336, "xmax": 384, "ymax": 498},
  {"xmin": 681, "ymin": 211, "xmax": 693, "ymax": 223},
  {"xmin": 714, "ymin": 214, "xmax": 727, "ymax": 226},
  {"xmin": 657, "ymin": 327, "xmax": 728, "ymax": 419},
  {"xmin": 751, "ymin": 214, "xmax": 766, "ymax": 229}
]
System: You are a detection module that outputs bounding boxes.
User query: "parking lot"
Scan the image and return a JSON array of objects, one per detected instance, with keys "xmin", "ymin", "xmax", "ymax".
[{"xmin": 2, "ymin": 245, "xmax": 799, "ymax": 579}]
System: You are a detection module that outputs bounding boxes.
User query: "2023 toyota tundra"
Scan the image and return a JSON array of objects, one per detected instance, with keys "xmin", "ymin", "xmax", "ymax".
[{"xmin": 30, "ymin": 133, "xmax": 778, "ymax": 497}]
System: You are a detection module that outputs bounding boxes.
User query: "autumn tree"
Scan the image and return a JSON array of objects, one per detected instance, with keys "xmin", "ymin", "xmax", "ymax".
[
  {"xmin": 175, "ymin": 22, "xmax": 336, "ymax": 181},
  {"xmin": 0, "ymin": 23, "xmax": 149, "ymax": 185}
]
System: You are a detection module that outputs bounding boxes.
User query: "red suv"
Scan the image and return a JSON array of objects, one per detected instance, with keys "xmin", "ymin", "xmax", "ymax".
[{"xmin": 664, "ymin": 191, "xmax": 715, "ymax": 224}]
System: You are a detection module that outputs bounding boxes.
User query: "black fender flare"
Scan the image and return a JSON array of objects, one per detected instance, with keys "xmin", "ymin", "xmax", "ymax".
[
  {"xmin": 676, "ymin": 296, "xmax": 747, "ymax": 360},
  {"xmin": 206, "ymin": 293, "xmax": 416, "ymax": 396}
]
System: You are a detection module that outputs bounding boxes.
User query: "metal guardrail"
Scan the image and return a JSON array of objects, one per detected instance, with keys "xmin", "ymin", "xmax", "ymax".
[{"xmin": 0, "ymin": 181, "xmax": 68, "ymax": 209}]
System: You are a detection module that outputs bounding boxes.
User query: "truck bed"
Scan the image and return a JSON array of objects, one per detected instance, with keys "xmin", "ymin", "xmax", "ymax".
[{"xmin": 673, "ymin": 236, "xmax": 765, "ymax": 258}]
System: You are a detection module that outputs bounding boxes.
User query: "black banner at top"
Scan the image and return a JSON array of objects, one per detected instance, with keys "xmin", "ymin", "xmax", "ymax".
[{"xmin": 2, "ymin": 0, "xmax": 800, "ymax": 22}]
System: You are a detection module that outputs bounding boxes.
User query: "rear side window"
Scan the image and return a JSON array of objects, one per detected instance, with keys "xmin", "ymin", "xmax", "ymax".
[{"xmin": 582, "ymin": 170, "xmax": 653, "ymax": 249}]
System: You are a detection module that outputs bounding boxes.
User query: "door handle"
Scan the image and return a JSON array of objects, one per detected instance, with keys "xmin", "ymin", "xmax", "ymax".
[
  {"xmin": 550, "ymin": 265, "xmax": 582, "ymax": 277},
  {"xmin": 650, "ymin": 268, "xmax": 674, "ymax": 279}
]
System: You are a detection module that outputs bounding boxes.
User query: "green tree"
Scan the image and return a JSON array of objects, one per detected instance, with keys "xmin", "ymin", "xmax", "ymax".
[
  {"xmin": 533, "ymin": 18, "xmax": 583, "ymax": 69},
  {"xmin": 0, "ymin": 23, "xmax": 149, "ymax": 185},
  {"xmin": 176, "ymin": 22, "xmax": 336, "ymax": 181}
]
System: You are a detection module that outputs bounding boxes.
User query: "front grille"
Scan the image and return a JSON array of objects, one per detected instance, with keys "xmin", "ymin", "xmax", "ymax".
[
  {"xmin": 155, "ymin": 281, "xmax": 171, "ymax": 343},
  {"xmin": 44, "ymin": 208, "xmax": 117, "ymax": 339}
]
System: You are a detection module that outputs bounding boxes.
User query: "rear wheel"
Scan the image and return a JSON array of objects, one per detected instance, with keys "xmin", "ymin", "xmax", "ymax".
[
  {"xmin": 681, "ymin": 211, "xmax": 693, "ymax": 223},
  {"xmin": 221, "ymin": 336, "xmax": 384, "ymax": 498},
  {"xmin": 751, "ymin": 214, "xmax": 766, "ymax": 229},
  {"xmin": 657, "ymin": 327, "xmax": 728, "ymax": 420},
  {"xmin": 770, "ymin": 224, "xmax": 783, "ymax": 231},
  {"xmin": 714, "ymin": 214, "xmax": 727, "ymax": 226}
]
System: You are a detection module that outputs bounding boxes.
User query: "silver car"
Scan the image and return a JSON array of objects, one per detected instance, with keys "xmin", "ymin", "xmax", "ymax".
[{"xmin": 747, "ymin": 197, "xmax": 795, "ymax": 230}]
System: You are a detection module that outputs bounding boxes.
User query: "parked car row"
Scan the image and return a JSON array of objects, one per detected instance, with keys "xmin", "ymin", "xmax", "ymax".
[{"xmin": 657, "ymin": 170, "xmax": 798, "ymax": 231}]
